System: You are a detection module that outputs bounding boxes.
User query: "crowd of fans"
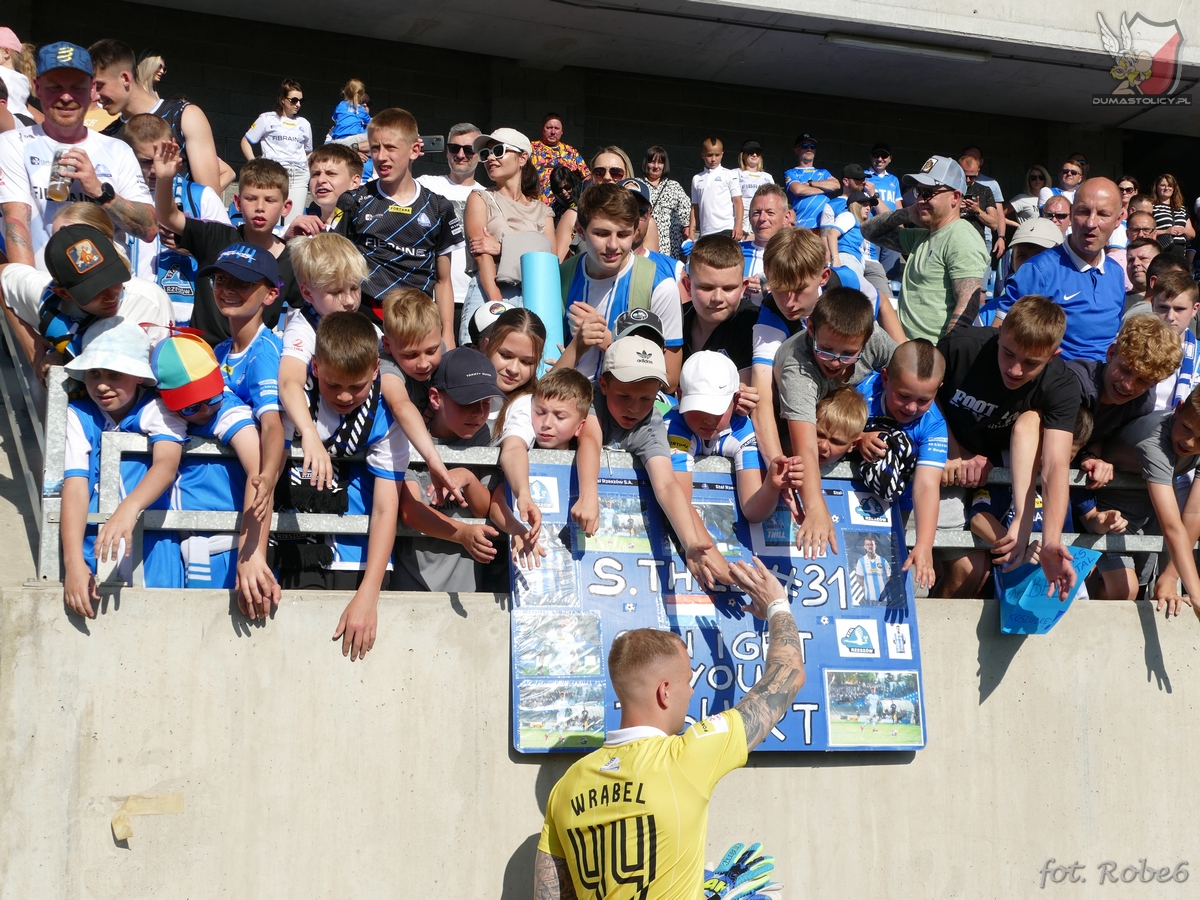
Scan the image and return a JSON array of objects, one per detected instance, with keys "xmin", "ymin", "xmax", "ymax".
[{"xmin": 1, "ymin": 33, "xmax": 1199, "ymax": 661}]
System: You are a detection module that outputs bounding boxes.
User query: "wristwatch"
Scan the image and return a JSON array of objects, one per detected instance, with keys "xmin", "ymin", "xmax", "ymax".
[{"xmin": 96, "ymin": 182, "xmax": 116, "ymax": 206}]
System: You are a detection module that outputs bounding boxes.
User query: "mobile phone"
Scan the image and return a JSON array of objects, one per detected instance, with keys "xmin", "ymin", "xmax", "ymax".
[{"xmin": 420, "ymin": 134, "xmax": 445, "ymax": 153}]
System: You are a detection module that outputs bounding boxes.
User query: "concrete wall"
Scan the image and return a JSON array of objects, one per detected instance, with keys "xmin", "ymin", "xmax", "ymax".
[
  {"xmin": 28, "ymin": 0, "xmax": 1156, "ymax": 199},
  {"xmin": 1, "ymin": 587, "xmax": 1197, "ymax": 899}
]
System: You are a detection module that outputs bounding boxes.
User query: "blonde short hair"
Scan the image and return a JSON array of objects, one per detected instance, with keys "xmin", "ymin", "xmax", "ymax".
[
  {"xmin": 816, "ymin": 387, "xmax": 868, "ymax": 440},
  {"xmin": 1115, "ymin": 314, "xmax": 1182, "ymax": 384},
  {"xmin": 381, "ymin": 288, "xmax": 441, "ymax": 347},
  {"xmin": 763, "ymin": 228, "xmax": 825, "ymax": 293},
  {"xmin": 289, "ymin": 233, "xmax": 368, "ymax": 290}
]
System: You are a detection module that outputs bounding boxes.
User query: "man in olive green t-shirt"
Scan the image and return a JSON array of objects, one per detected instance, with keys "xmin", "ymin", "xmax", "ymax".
[{"xmin": 862, "ymin": 155, "xmax": 990, "ymax": 342}]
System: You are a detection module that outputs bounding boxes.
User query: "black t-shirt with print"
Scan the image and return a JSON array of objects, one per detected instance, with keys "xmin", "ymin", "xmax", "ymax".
[{"xmin": 937, "ymin": 325, "xmax": 1082, "ymax": 458}]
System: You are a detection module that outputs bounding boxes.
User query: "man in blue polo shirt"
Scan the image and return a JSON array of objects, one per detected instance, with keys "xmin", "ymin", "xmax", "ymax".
[
  {"xmin": 996, "ymin": 178, "xmax": 1124, "ymax": 362},
  {"xmin": 783, "ymin": 132, "xmax": 838, "ymax": 229}
]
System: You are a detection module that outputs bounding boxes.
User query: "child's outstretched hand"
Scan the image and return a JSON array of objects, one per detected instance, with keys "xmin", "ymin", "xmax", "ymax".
[
  {"xmin": 516, "ymin": 495, "xmax": 543, "ymax": 544},
  {"xmin": 571, "ymin": 494, "xmax": 599, "ymax": 536},
  {"xmin": 300, "ymin": 433, "xmax": 334, "ymax": 491},
  {"xmin": 95, "ymin": 505, "xmax": 137, "ymax": 564},
  {"xmin": 64, "ymin": 565, "xmax": 99, "ymax": 619},
  {"xmin": 511, "ymin": 531, "xmax": 547, "ymax": 569},
  {"xmin": 249, "ymin": 475, "xmax": 273, "ymax": 523},
  {"xmin": 333, "ymin": 592, "xmax": 377, "ymax": 661},
  {"xmin": 236, "ymin": 554, "xmax": 281, "ymax": 620},
  {"xmin": 151, "ymin": 138, "xmax": 184, "ymax": 181},
  {"xmin": 459, "ymin": 523, "xmax": 499, "ymax": 563},
  {"xmin": 427, "ymin": 457, "xmax": 468, "ymax": 507},
  {"xmin": 1093, "ymin": 508, "xmax": 1128, "ymax": 534}
]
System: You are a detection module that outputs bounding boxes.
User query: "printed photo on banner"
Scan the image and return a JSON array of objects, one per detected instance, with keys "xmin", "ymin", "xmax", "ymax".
[
  {"xmin": 694, "ymin": 499, "xmax": 747, "ymax": 560},
  {"xmin": 577, "ymin": 493, "xmax": 665, "ymax": 555},
  {"xmin": 845, "ymin": 530, "xmax": 906, "ymax": 607},
  {"xmin": 513, "ymin": 524, "xmax": 579, "ymax": 608},
  {"xmin": 885, "ymin": 622, "xmax": 913, "ymax": 660},
  {"xmin": 513, "ymin": 611, "xmax": 603, "ymax": 677},
  {"xmin": 750, "ymin": 504, "xmax": 797, "ymax": 554},
  {"xmin": 825, "ymin": 669, "xmax": 923, "ymax": 747},
  {"xmin": 517, "ymin": 681, "xmax": 606, "ymax": 750}
]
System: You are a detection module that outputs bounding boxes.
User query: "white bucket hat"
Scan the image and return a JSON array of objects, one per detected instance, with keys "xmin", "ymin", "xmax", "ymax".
[{"xmin": 64, "ymin": 319, "xmax": 155, "ymax": 383}]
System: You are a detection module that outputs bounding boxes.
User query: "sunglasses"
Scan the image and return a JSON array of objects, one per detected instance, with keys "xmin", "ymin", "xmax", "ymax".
[
  {"xmin": 1043, "ymin": 211, "xmax": 1070, "ymax": 222},
  {"xmin": 179, "ymin": 394, "xmax": 224, "ymax": 417},
  {"xmin": 798, "ymin": 143, "xmax": 817, "ymax": 150},
  {"xmin": 593, "ymin": 167, "xmax": 626, "ymax": 180},
  {"xmin": 447, "ymin": 143, "xmax": 476, "ymax": 157},
  {"xmin": 1061, "ymin": 168, "xmax": 1082, "ymax": 177},
  {"xmin": 814, "ymin": 347, "xmax": 862, "ymax": 364},
  {"xmin": 913, "ymin": 186, "xmax": 952, "ymax": 201},
  {"xmin": 287, "ymin": 96, "xmax": 302, "ymax": 104},
  {"xmin": 872, "ymin": 153, "xmax": 890, "ymax": 159},
  {"xmin": 1119, "ymin": 185, "xmax": 1136, "ymax": 194},
  {"xmin": 1029, "ymin": 173, "xmax": 1046, "ymax": 180}
]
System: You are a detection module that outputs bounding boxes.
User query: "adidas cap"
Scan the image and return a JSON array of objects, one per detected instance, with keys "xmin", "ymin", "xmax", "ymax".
[{"xmin": 602, "ymin": 336, "xmax": 668, "ymax": 387}]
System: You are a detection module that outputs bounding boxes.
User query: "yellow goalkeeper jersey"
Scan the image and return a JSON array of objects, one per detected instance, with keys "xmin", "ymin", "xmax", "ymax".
[{"xmin": 538, "ymin": 710, "xmax": 748, "ymax": 899}]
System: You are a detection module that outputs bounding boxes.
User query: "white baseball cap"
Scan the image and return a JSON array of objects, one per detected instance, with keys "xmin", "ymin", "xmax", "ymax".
[
  {"xmin": 602, "ymin": 336, "xmax": 668, "ymax": 387},
  {"xmin": 1010, "ymin": 217, "xmax": 1064, "ymax": 250},
  {"xmin": 472, "ymin": 127, "xmax": 533, "ymax": 156},
  {"xmin": 678, "ymin": 351, "xmax": 738, "ymax": 415}
]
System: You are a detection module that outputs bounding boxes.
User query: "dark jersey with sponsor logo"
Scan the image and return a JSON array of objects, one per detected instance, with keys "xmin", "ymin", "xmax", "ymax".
[
  {"xmin": 331, "ymin": 181, "xmax": 464, "ymax": 323},
  {"xmin": 937, "ymin": 325, "xmax": 1081, "ymax": 459}
]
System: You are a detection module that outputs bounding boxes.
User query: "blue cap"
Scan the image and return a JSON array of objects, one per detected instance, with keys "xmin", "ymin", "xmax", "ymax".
[
  {"xmin": 36, "ymin": 43, "xmax": 93, "ymax": 77},
  {"xmin": 198, "ymin": 243, "xmax": 280, "ymax": 287}
]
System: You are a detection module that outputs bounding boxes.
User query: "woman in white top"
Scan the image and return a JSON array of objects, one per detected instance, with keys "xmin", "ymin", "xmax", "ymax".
[
  {"xmin": 737, "ymin": 140, "xmax": 774, "ymax": 235},
  {"xmin": 240, "ymin": 78, "xmax": 313, "ymax": 231},
  {"xmin": 1005, "ymin": 165, "xmax": 1052, "ymax": 232},
  {"xmin": 459, "ymin": 127, "xmax": 557, "ymax": 346}
]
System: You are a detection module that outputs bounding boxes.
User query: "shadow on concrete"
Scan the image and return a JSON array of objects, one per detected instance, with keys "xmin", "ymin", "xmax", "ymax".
[
  {"xmin": 500, "ymin": 756, "xmax": 573, "ymax": 899},
  {"xmin": 976, "ymin": 599, "xmax": 1026, "ymax": 704},
  {"xmin": 1135, "ymin": 601, "xmax": 1172, "ymax": 693},
  {"xmin": 227, "ymin": 592, "xmax": 275, "ymax": 637},
  {"xmin": 66, "ymin": 586, "xmax": 123, "ymax": 634},
  {"xmin": 500, "ymin": 832, "xmax": 541, "ymax": 900},
  {"xmin": 746, "ymin": 749, "xmax": 917, "ymax": 769}
]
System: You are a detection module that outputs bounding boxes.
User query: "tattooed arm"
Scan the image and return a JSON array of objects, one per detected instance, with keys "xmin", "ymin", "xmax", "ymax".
[
  {"xmin": 946, "ymin": 276, "xmax": 984, "ymax": 334},
  {"xmin": 1, "ymin": 202, "xmax": 35, "ymax": 267},
  {"xmin": 533, "ymin": 849, "xmax": 578, "ymax": 900},
  {"xmin": 728, "ymin": 557, "xmax": 806, "ymax": 750},
  {"xmin": 860, "ymin": 205, "xmax": 912, "ymax": 253},
  {"xmin": 102, "ymin": 195, "xmax": 159, "ymax": 242}
]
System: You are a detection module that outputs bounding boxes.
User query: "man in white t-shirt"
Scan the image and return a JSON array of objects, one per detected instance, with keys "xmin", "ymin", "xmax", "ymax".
[
  {"xmin": 0, "ymin": 42, "xmax": 156, "ymax": 271},
  {"xmin": 417, "ymin": 122, "xmax": 485, "ymax": 329},
  {"xmin": 690, "ymin": 137, "xmax": 743, "ymax": 241},
  {"xmin": 88, "ymin": 39, "xmax": 224, "ymax": 193}
]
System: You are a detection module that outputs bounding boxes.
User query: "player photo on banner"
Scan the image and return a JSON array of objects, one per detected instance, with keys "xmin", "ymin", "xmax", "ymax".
[
  {"xmin": 513, "ymin": 611, "xmax": 603, "ymax": 677},
  {"xmin": 694, "ymin": 499, "xmax": 744, "ymax": 560},
  {"xmin": 844, "ymin": 530, "xmax": 905, "ymax": 607},
  {"xmin": 824, "ymin": 669, "xmax": 923, "ymax": 747},
  {"xmin": 512, "ymin": 524, "xmax": 579, "ymax": 607},
  {"xmin": 576, "ymin": 492, "xmax": 667, "ymax": 556},
  {"xmin": 517, "ymin": 681, "xmax": 606, "ymax": 750}
]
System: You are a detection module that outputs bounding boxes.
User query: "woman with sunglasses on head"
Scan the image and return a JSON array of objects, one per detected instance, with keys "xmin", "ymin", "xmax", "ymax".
[
  {"xmin": 642, "ymin": 145, "xmax": 691, "ymax": 260},
  {"xmin": 240, "ymin": 79, "xmax": 313, "ymax": 231},
  {"xmin": 459, "ymin": 128, "xmax": 557, "ymax": 347},
  {"xmin": 1152, "ymin": 174, "xmax": 1195, "ymax": 256}
]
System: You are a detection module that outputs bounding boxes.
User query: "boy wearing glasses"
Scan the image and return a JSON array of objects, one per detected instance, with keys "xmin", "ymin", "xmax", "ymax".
[
  {"xmin": 417, "ymin": 123, "xmax": 485, "ymax": 323},
  {"xmin": 200, "ymin": 244, "xmax": 287, "ymax": 520},
  {"xmin": 333, "ymin": 108, "xmax": 463, "ymax": 346},
  {"xmin": 774, "ymin": 288, "xmax": 897, "ymax": 557},
  {"xmin": 784, "ymin": 132, "xmax": 838, "ymax": 229}
]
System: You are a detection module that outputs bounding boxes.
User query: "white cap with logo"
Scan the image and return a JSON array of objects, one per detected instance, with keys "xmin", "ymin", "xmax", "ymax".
[
  {"xmin": 678, "ymin": 351, "xmax": 738, "ymax": 415},
  {"xmin": 602, "ymin": 336, "xmax": 668, "ymax": 387}
]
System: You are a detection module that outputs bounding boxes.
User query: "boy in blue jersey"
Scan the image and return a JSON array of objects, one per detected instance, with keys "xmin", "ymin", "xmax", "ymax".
[
  {"xmin": 202, "ymin": 244, "xmax": 286, "ymax": 512},
  {"xmin": 783, "ymin": 132, "xmax": 838, "ymax": 229},
  {"xmin": 149, "ymin": 332, "xmax": 278, "ymax": 615},
  {"xmin": 666, "ymin": 351, "xmax": 796, "ymax": 524},
  {"xmin": 60, "ymin": 321, "xmax": 187, "ymax": 618},
  {"xmin": 555, "ymin": 184, "xmax": 684, "ymax": 390},
  {"xmin": 276, "ymin": 312, "xmax": 409, "ymax": 661},
  {"xmin": 855, "ymin": 340, "xmax": 949, "ymax": 589},
  {"xmin": 121, "ymin": 113, "xmax": 230, "ymax": 324}
]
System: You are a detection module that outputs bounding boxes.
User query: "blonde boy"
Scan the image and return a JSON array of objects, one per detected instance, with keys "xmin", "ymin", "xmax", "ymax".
[
  {"xmin": 331, "ymin": 108, "xmax": 463, "ymax": 345},
  {"xmin": 279, "ymin": 238, "xmax": 459, "ymax": 504},
  {"xmin": 816, "ymin": 388, "xmax": 869, "ymax": 466},
  {"xmin": 689, "ymin": 137, "xmax": 743, "ymax": 241}
]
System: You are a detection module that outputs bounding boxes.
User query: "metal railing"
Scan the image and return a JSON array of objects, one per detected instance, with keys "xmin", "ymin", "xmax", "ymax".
[{"xmin": 33, "ymin": 365, "xmax": 1168, "ymax": 585}]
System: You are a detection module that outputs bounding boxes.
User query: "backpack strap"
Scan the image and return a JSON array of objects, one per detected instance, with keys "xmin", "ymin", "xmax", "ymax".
[
  {"xmin": 559, "ymin": 253, "xmax": 582, "ymax": 303},
  {"xmin": 628, "ymin": 254, "xmax": 656, "ymax": 311}
]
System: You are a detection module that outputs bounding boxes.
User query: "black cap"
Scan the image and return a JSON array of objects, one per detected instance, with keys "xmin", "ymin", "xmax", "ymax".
[
  {"xmin": 431, "ymin": 348, "xmax": 506, "ymax": 404},
  {"xmin": 871, "ymin": 141, "xmax": 892, "ymax": 156},
  {"xmin": 613, "ymin": 308, "xmax": 665, "ymax": 348},
  {"xmin": 794, "ymin": 133, "xmax": 817, "ymax": 147},
  {"xmin": 843, "ymin": 163, "xmax": 866, "ymax": 180},
  {"xmin": 44, "ymin": 225, "xmax": 130, "ymax": 310},
  {"xmin": 619, "ymin": 177, "xmax": 651, "ymax": 205},
  {"xmin": 741, "ymin": 140, "xmax": 762, "ymax": 153},
  {"xmin": 845, "ymin": 191, "xmax": 878, "ymax": 207}
]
